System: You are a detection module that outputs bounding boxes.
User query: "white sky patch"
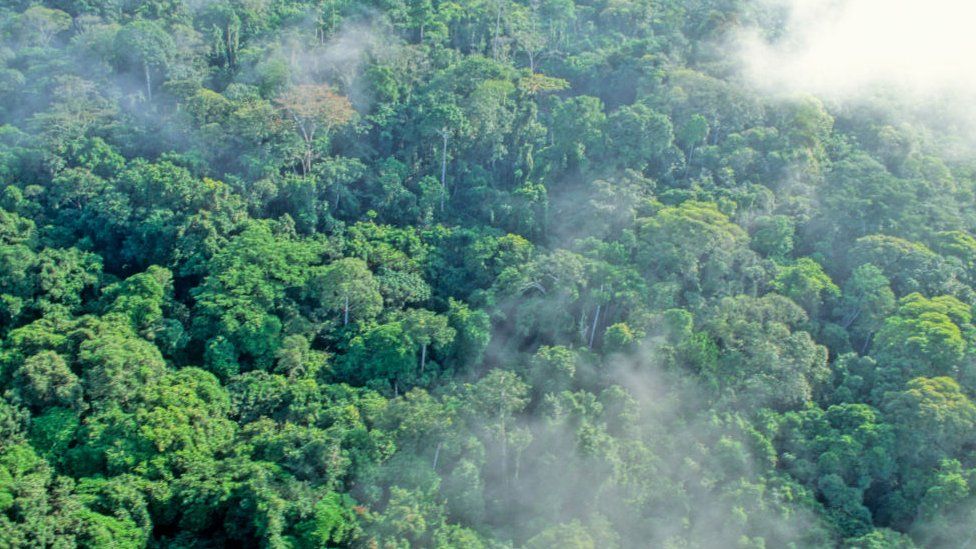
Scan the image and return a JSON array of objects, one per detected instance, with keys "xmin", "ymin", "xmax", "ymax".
[{"xmin": 736, "ymin": 0, "xmax": 976, "ymax": 99}]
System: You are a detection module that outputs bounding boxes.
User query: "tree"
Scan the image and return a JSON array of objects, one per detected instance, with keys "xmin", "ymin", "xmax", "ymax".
[
  {"xmin": 881, "ymin": 376, "xmax": 976, "ymax": 510},
  {"xmin": 509, "ymin": 3, "xmax": 548, "ymax": 71},
  {"xmin": 446, "ymin": 298, "xmax": 491, "ymax": 369},
  {"xmin": 676, "ymin": 113, "xmax": 709, "ymax": 167},
  {"xmin": 882, "ymin": 377, "xmax": 976, "ymax": 464},
  {"xmin": 306, "ymin": 258, "xmax": 383, "ymax": 327},
  {"xmin": 749, "ymin": 215, "xmax": 794, "ymax": 260},
  {"xmin": 526, "ymin": 345, "xmax": 577, "ymax": 396},
  {"xmin": 491, "ymin": 248, "xmax": 589, "ymax": 343},
  {"xmin": 404, "ymin": 0, "xmax": 439, "ymax": 43},
  {"xmin": 635, "ymin": 200, "xmax": 755, "ymax": 300},
  {"xmin": 848, "ymin": 235, "xmax": 957, "ymax": 298},
  {"xmin": 0, "ymin": 439, "xmax": 148, "ymax": 547},
  {"xmin": 872, "ymin": 293, "xmax": 971, "ymax": 381},
  {"xmin": 464, "ymin": 369, "xmax": 529, "ymax": 486},
  {"xmin": 411, "ymin": 90, "xmax": 469, "ymax": 213},
  {"xmin": 341, "ymin": 322, "xmax": 415, "ymax": 392},
  {"xmin": 400, "ymin": 309, "xmax": 455, "ymax": 375},
  {"xmin": 294, "ymin": 491, "xmax": 360, "ymax": 546},
  {"xmin": 835, "ymin": 264, "xmax": 896, "ymax": 353},
  {"xmin": 545, "ymin": 95, "xmax": 606, "ymax": 173},
  {"xmin": 703, "ymin": 294, "xmax": 829, "ymax": 411},
  {"xmin": 606, "ymin": 102, "xmax": 674, "ymax": 171},
  {"xmin": 771, "ymin": 257, "xmax": 839, "ymax": 318},
  {"xmin": 78, "ymin": 320, "xmax": 168, "ymax": 407},
  {"xmin": 0, "ymin": 245, "xmax": 102, "ymax": 326},
  {"xmin": 17, "ymin": 6, "xmax": 72, "ymax": 46},
  {"xmin": 192, "ymin": 221, "xmax": 322, "ymax": 374},
  {"xmin": 776, "ymin": 404, "xmax": 895, "ymax": 536},
  {"xmin": 113, "ymin": 20, "xmax": 176, "ymax": 102},
  {"xmin": 9, "ymin": 351, "xmax": 83, "ymax": 411},
  {"xmin": 30, "ymin": 77, "xmax": 117, "ymax": 153},
  {"xmin": 276, "ymin": 84, "xmax": 356, "ymax": 176}
]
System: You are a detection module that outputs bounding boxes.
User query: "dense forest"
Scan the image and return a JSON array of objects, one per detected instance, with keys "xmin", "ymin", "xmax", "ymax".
[{"xmin": 0, "ymin": 0, "xmax": 974, "ymax": 546}]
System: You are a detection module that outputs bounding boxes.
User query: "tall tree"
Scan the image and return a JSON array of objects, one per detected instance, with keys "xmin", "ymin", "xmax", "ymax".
[{"xmin": 276, "ymin": 84, "xmax": 356, "ymax": 176}]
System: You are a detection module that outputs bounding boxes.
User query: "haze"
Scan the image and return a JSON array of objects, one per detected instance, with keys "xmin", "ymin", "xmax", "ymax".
[{"xmin": 737, "ymin": 0, "xmax": 976, "ymax": 99}]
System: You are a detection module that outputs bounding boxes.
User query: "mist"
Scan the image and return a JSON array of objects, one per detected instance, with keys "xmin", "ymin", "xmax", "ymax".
[
  {"xmin": 735, "ymin": 0, "xmax": 976, "ymax": 99},
  {"xmin": 3, "ymin": 1, "xmax": 976, "ymax": 547}
]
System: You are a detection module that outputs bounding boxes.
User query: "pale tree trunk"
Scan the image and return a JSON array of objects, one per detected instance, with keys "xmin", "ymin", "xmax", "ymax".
[
  {"xmin": 860, "ymin": 332, "xmax": 874, "ymax": 355},
  {"xmin": 578, "ymin": 310, "xmax": 588, "ymax": 345},
  {"xmin": 302, "ymin": 148, "xmax": 313, "ymax": 176},
  {"xmin": 432, "ymin": 441, "xmax": 442, "ymax": 469},
  {"xmin": 343, "ymin": 294, "xmax": 349, "ymax": 325},
  {"xmin": 493, "ymin": 1, "xmax": 503, "ymax": 59},
  {"xmin": 144, "ymin": 62, "xmax": 152, "ymax": 102},
  {"xmin": 441, "ymin": 128, "xmax": 450, "ymax": 213},
  {"xmin": 226, "ymin": 24, "xmax": 238, "ymax": 66},
  {"xmin": 588, "ymin": 303, "xmax": 601, "ymax": 349},
  {"xmin": 499, "ymin": 388, "xmax": 509, "ymax": 488},
  {"xmin": 291, "ymin": 117, "xmax": 316, "ymax": 176},
  {"xmin": 420, "ymin": 343, "xmax": 428, "ymax": 374},
  {"xmin": 440, "ymin": 130, "xmax": 449, "ymax": 212}
]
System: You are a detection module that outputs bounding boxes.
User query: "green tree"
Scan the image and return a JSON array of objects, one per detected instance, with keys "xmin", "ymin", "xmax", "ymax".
[
  {"xmin": 113, "ymin": 19, "xmax": 176, "ymax": 102},
  {"xmin": 192, "ymin": 221, "xmax": 321, "ymax": 374},
  {"xmin": 771, "ymin": 257, "xmax": 839, "ymax": 318},
  {"xmin": 306, "ymin": 258, "xmax": 383, "ymax": 327},
  {"xmin": 872, "ymin": 293, "xmax": 971, "ymax": 381},
  {"xmin": 400, "ymin": 309, "xmax": 455, "ymax": 375},
  {"xmin": 882, "ymin": 377, "xmax": 976, "ymax": 468},
  {"xmin": 703, "ymin": 294, "xmax": 829, "ymax": 410},
  {"xmin": 835, "ymin": 264, "xmax": 896, "ymax": 353},
  {"xmin": 606, "ymin": 102, "xmax": 673, "ymax": 171}
]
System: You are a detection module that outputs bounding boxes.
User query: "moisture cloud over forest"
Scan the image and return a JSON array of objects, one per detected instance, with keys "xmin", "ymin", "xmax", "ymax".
[
  {"xmin": 0, "ymin": 1, "xmax": 975, "ymax": 548},
  {"xmin": 736, "ymin": 0, "xmax": 976, "ymax": 98},
  {"xmin": 734, "ymin": 0, "xmax": 976, "ymax": 146}
]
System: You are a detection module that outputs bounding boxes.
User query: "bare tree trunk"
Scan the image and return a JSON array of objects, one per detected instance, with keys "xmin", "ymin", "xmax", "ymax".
[
  {"xmin": 302, "ymin": 147, "xmax": 313, "ymax": 176},
  {"xmin": 343, "ymin": 294, "xmax": 349, "ymax": 325},
  {"xmin": 432, "ymin": 441, "xmax": 442, "ymax": 469},
  {"xmin": 578, "ymin": 310, "xmax": 588, "ymax": 345},
  {"xmin": 144, "ymin": 62, "xmax": 152, "ymax": 103},
  {"xmin": 420, "ymin": 343, "xmax": 427, "ymax": 374},
  {"xmin": 860, "ymin": 332, "xmax": 874, "ymax": 355},
  {"xmin": 499, "ymin": 388, "xmax": 508, "ymax": 488},
  {"xmin": 226, "ymin": 24, "xmax": 238, "ymax": 66},
  {"xmin": 588, "ymin": 303, "xmax": 601, "ymax": 349},
  {"xmin": 500, "ymin": 420, "xmax": 508, "ymax": 486},
  {"xmin": 493, "ymin": 1, "xmax": 503, "ymax": 59},
  {"xmin": 440, "ymin": 130, "xmax": 449, "ymax": 212},
  {"xmin": 842, "ymin": 307, "xmax": 862, "ymax": 330}
]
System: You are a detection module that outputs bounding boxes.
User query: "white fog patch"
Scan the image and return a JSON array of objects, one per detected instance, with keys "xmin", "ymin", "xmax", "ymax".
[{"xmin": 735, "ymin": 0, "xmax": 976, "ymax": 99}]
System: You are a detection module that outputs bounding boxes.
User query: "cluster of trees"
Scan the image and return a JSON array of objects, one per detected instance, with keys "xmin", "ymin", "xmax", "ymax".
[{"xmin": 1, "ymin": 0, "xmax": 975, "ymax": 546}]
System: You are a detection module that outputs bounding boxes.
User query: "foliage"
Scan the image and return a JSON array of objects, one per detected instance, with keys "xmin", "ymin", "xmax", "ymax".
[{"xmin": 0, "ymin": 0, "xmax": 974, "ymax": 546}]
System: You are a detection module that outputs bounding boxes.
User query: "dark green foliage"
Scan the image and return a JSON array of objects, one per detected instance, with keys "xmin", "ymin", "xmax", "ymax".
[{"xmin": 0, "ymin": 0, "xmax": 974, "ymax": 546}]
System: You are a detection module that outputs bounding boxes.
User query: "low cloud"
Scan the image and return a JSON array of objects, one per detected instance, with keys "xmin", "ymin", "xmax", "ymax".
[{"xmin": 735, "ymin": 0, "xmax": 976, "ymax": 99}]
